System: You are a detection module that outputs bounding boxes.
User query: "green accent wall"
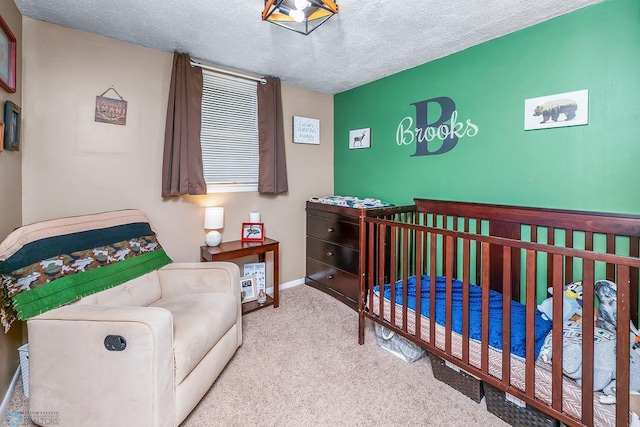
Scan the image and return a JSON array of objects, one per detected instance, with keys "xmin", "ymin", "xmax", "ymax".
[{"xmin": 334, "ymin": 0, "xmax": 640, "ymax": 214}]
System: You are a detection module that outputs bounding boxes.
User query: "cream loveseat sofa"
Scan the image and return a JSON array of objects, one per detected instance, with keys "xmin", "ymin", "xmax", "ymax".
[{"xmin": 0, "ymin": 210, "xmax": 242, "ymax": 426}]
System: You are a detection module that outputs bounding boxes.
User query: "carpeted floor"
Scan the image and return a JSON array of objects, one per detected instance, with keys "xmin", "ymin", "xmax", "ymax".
[{"xmin": 4, "ymin": 284, "xmax": 508, "ymax": 426}]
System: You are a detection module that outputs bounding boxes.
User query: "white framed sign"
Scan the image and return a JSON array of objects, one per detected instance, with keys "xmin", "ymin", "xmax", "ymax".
[
  {"xmin": 293, "ymin": 116, "xmax": 320, "ymax": 144},
  {"xmin": 243, "ymin": 262, "xmax": 266, "ymax": 292}
]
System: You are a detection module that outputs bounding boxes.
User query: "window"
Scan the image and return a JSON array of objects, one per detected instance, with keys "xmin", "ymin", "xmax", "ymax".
[{"xmin": 200, "ymin": 71, "xmax": 259, "ymax": 193}]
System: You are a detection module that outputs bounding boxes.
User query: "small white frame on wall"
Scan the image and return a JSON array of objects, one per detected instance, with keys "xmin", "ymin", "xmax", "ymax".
[
  {"xmin": 349, "ymin": 128, "xmax": 371, "ymax": 149},
  {"xmin": 524, "ymin": 89, "xmax": 588, "ymax": 130},
  {"xmin": 293, "ymin": 116, "xmax": 320, "ymax": 144}
]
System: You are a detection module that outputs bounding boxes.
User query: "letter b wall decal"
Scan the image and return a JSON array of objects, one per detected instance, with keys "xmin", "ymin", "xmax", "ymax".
[{"xmin": 411, "ymin": 96, "xmax": 457, "ymax": 156}]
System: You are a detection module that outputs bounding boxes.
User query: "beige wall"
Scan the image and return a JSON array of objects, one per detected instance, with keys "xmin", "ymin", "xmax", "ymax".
[
  {"xmin": 21, "ymin": 18, "xmax": 333, "ymax": 288},
  {"xmin": 0, "ymin": 0, "xmax": 23, "ymax": 407}
]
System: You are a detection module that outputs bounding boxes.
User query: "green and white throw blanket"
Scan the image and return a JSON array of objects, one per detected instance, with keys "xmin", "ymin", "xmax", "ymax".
[{"xmin": 0, "ymin": 210, "xmax": 172, "ymax": 331}]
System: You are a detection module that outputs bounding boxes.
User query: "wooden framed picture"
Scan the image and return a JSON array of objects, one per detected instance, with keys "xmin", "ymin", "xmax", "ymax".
[
  {"xmin": 0, "ymin": 15, "xmax": 17, "ymax": 93},
  {"xmin": 3, "ymin": 100, "xmax": 20, "ymax": 151},
  {"xmin": 240, "ymin": 276, "xmax": 257, "ymax": 302},
  {"xmin": 241, "ymin": 222, "xmax": 264, "ymax": 242}
]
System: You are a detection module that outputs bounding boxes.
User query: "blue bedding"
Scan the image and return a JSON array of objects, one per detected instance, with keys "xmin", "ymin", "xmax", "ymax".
[{"xmin": 375, "ymin": 275, "xmax": 553, "ymax": 360}]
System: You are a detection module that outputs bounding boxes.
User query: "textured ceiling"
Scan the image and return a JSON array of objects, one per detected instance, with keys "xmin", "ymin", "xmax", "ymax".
[{"xmin": 14, "ymin": 0, "xmax": 603, "ymax": 94}]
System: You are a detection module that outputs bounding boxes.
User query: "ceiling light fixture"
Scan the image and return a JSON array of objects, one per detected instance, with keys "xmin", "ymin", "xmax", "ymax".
[{"xmin": 262, "ymin": 0, "xmax": 339, "ymax": 35}]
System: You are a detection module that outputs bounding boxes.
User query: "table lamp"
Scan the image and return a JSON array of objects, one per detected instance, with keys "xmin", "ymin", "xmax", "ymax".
[{"xmin": 204, "ymin": 207, "xmax": 224, "ymax": 246}]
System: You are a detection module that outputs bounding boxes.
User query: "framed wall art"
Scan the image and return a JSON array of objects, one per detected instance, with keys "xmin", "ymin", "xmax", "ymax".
[
  {"xmin": 0, "ymin": 15, "xmax": 17, "ymax": 93},
  {"xmin": 349, "ymin": 128, "xmax": 371, "ymax": 149},
  {"xmin": 3, "ymin": 100, "xmax": 20, "ymax": 151},
  {"xmin": 524, "ymin": 89, "xmax": 588, "ymax": 130},
  {"xmin": 293, "ymin": 116, "xmax": 320, "ymax": 144},
  {"xmin": 241, "ymin": 222, "xmax": 264, "ymax": 242}
]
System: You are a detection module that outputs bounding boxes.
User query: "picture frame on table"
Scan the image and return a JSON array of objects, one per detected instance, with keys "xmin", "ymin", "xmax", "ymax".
[
  {"xmin": 3, "ymin": 100, "xmax": 20, "ymax": 151},
  {"xmin": 241, "ymin": 222, "xmax": 264, "ymax": 242},
  {"xmin": 0, "ymin": 15, "xmax": 17, "ymax": 93},
  {"xmin": 240, "ymin": 276, "xmax": 257, "ymax": 302}
]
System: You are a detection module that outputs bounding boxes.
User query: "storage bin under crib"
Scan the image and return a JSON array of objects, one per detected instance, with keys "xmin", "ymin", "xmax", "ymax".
[
  {"xmin": 430, "ymin": 354, "xmax": 484, "ymax": 403},
  {"xmin": 484, "ymin": 382, "xmax": 559, "ymax": 427}
]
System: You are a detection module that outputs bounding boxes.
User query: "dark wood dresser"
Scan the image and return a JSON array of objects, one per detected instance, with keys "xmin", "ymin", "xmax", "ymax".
[{"xmin": 305, "ymin": 201, "xmax": 409, "ymax": 310}]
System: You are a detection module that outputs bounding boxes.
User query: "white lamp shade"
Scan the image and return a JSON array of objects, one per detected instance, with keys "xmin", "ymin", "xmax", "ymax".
[{"xmin": 204, "ymin": 207, "xmax": 224, "ymax": 230}]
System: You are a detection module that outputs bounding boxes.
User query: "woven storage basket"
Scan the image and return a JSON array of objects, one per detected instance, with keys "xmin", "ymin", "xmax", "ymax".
[
  {"xmin": 484, "ymin": 382, "xmax": 559, "ymax": 427},
  {"xmin": 430, "ymin": 354, "xmax": 483, "ymax": 403}
]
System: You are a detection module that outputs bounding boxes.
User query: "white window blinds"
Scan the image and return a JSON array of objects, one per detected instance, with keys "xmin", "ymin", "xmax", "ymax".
[{"xmin": 201, "ymin": 71, "xmax": 259, "ymax": 192}]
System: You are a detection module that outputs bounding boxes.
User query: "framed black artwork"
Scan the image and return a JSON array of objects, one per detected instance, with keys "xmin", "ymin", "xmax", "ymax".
[{"xmin": 4, "ymin": 100, "xmax": 20, "ymax": 151}]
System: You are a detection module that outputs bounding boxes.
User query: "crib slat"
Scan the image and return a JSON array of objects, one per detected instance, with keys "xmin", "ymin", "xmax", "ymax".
[
  {"xmin": 415, "ymin": 231, "xmax": 423, "ymax": 340},
  {"xmin": 476, "ymin": 219, "xmax": 482, "ymax": 286},
  {"xmin": 566, "ymin": 230, "xmax": 574, "ymax": 282},
  {"xmin": 606, "ymin": 234, "xmax": 615, "ymax": 281},
  {"xmin": 525, "ymin": 249, "xmax": 536, "ymax": 398},
  {"xmin": 631, "ymin": 238, "xmax": 639, "ymax": 327},
  {"xmin": 452, "ymin": 216, "xmax": 459, "ymax": 279},
  {"xmin": 378, "ymin": 224, "xmax": 387, "ymax": 328},
  {"xmin": 445, "ymin": 236, "xmax": 454, "ymax": 355},
  {"xmin": 430, "ymin": 234, "xmax": 437, "ymax": 347},
  {"xmin": 462, "ymin": 238, "xmax": 471, "ymax": 365},
  {"xmin": 581, "ymin": 261, "xmax": 595, "ymax": 426},
  {"xmin": 402, "ymin": 227, "xmax": 409, "ymax": 332},
  {"xmin": 390, "ymin": 226, "xmax": 397, "ymax": 327},
  {"xmin": 546, "ymin": 227, "xmax": 555, "ymax": 287},
  {"xmin": 481, "ymin": 242, "xmax": 490, "ymax": 374},
  {"xmin": 501, "ymin": 246, "xmax": 512, "ymax": 386},
  {"xmin": 368, "ymin": 223, "xmax": 376, "ymax": 319},
  {"xmin": 616, "ymin": 266, "xmax": 631, "ymax": 427},
  {"xmin": 585, "ymin": 231, "xmax": 593, "ymax": 251},
  {"xmin": 376, "ymin": 224, "xmax": 384, "ymax": 324},
  {"xmin": 551, "ymin": 254, "xmax": 564, "ymax": 413}
]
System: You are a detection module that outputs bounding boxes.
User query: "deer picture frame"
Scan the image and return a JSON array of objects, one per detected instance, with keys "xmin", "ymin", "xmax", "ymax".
[{"xmin": 349, "ymin": 128, "xmax": 371, "ymax": 149}]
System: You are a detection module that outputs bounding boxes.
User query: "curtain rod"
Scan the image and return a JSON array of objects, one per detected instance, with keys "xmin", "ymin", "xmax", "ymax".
[{"xmin": 190, "ymin": 61, "xmax": 267, "ymax": 84}]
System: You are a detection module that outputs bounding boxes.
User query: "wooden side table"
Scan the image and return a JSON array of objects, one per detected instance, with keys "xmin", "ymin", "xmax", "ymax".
[{"xmin": 200, "ymin": 237, "xmax": 279, "ymax": 315}]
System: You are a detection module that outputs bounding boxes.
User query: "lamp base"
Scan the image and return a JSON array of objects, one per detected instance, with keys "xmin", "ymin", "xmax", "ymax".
[{"xmin": 205, "ymin": 230, "xmax": 222, "ymax": 247}]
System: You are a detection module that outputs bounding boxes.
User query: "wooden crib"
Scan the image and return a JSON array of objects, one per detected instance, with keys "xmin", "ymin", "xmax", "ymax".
[{"xmin": 358, "ymin": 199, "xmax": 640, "ymax": 427}]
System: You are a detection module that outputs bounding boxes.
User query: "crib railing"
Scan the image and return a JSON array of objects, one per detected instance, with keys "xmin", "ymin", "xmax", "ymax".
[{"xmin": 358, "ymin": 214, "xmax": 640, "ymax": 427}]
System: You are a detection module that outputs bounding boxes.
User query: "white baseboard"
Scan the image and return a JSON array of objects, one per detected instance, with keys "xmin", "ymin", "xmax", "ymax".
[
  {"xmin": 266, "ymin": 277, "xmax": 304, "ymax": 295},
  {"xmin": 0, "ymin": 367, "xmax": 20, "ymax": 422}
]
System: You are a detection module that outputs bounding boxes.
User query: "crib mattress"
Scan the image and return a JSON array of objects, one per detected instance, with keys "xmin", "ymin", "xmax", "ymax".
[{"xmin": 370, "ymin": 292, "xmax": 616, "ymax": 427}]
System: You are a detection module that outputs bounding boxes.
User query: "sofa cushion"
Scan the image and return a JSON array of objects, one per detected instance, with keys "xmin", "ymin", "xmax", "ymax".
[{"xmin": 152, "ymin": 292, "xmax": 237, "ymax": 384}]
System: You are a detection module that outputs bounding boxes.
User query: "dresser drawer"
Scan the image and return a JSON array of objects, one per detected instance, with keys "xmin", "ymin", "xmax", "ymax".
[
  {"xmin": 306, "ymin": 237, "xmax": 359, "ymax": 275},
  {"xmin": 306, "ymin": 258, "xmax": 359, "ymax": 302},
  {"xmin": 307, "ymin": 214, "xmax": 359, "ymax": 249}
]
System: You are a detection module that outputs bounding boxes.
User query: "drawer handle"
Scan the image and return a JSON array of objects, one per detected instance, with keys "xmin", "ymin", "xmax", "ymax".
[
  {"xmin": 327, "ymin": 227, "xmax": 334, "ymax": 233},
  {"xmin": 326, "ymin": 251, "xmax": 334, "ymax": 257},
  {"xmin": 326, "ymin": 274, "xmax": 334, "ymax": 280}
]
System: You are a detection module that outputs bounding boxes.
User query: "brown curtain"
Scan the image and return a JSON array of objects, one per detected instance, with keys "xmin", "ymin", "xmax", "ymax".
[
  {"xmin": 161, "ymin": 52, "xmax": 206, "ymax": 197},
  {"xmin": 257, "ymin": 77, "xmax": 288, "ymax": 194}
]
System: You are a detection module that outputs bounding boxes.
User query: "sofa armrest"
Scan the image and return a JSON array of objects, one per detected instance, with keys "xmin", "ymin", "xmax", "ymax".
[{"xmin": 28, "ymin": 305, "xmax": 175, "ymax": 426}]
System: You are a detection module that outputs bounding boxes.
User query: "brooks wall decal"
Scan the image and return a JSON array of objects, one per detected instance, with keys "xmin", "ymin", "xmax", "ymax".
[{"xmin": 395, "ymin": 96, "xmax": 479, "ymax": 156}]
